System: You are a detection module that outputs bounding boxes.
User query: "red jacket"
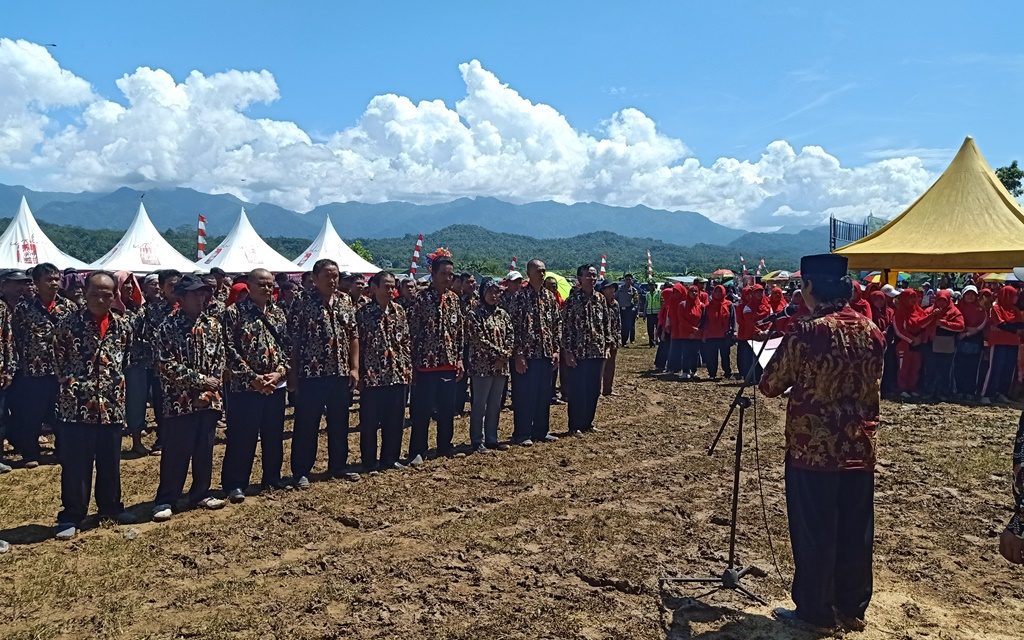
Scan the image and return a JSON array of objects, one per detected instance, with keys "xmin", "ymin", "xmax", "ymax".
[{"xmin": 701, "ymin": 285, "xmax": 734, "ymax": 339}]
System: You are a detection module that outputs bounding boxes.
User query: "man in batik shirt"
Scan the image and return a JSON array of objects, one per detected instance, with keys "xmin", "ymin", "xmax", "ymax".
[
  {"xmin": 140, "ymin": 268, "xmax": 182, "ymax": 451},
  {"xmin": 152, "ymin": 275, "xmax": 227, "ymax": 522},
  {"xmin": 759, "ymin": 254, "xmax": 885, "ymax": 633},
  {"xmin": 52, "ymin": 272, "xmax": 135, "ymax": 540},
  {"xmin": 357, "ymin": 272, "xmax": 412, "ymax": 471},
  {"xmin": 396, "ymin": 277, "xmax": 418, "ymax": 311},
  {"xmin": 287, "ymin": 259, "xmax": 359, "ymax": 488},
  {"xmin": 407, "ymin": 257, "xmax": 464, "ymax": 464},
  {"xmin": 0, "ymin": 276, "xmax": 17, "ymax": 474},
  {"xmin": 563, "ymin": 265, "xmax": 610, "ymax": 435},
  {"xmin": 601, "ymin": 280, "xmax": 621, "ymax": 395},
  {"xmin": 506, "ymin": 259, "xmax": 561, "ymax": 446},
  {"xmin": 221, "ymin": 268, "xmax": 291, "ymax": 501},
  {"xmin": 11, "ymin": 262, "xmax": 78, "ymax": 468},
  {"xmin": 202, "ymin": 272, "xmax": 227, "ymax": 318}
]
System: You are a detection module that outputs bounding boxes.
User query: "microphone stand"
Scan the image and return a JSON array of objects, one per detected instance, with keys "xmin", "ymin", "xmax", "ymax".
[{"xmin": 660, "ymin": 320, "xmax": 780, "ymax": 605}]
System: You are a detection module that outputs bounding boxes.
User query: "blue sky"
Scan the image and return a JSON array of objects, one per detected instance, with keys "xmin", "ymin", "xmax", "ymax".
[{"xmin": 1, "ymin": 1, "xmax": 1020, "ymax": 228}]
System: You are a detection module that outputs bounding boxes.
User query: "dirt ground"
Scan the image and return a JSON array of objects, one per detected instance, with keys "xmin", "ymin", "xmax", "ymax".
[{"xmin": 1, "ymin": 344, "xmax": 1023, "ymax": 639}]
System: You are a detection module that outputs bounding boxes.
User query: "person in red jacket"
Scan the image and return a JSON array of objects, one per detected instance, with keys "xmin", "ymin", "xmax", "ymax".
[
  {"xmin": 675, "ymin": 286, "xmax": 704, "ymax": 380},
  {"xmin": 654, "ymin": 283, "xmax": 673, "ymax": 372},
  {"xmin": 893, "ymin": 289, "xmax": 927, "ymax": 396},
  {"xmin": 850, "ymin": 282, "xmax": 871, "ymax": 318},
  {"xmin": 769, "ymin": 286, "xmax": 787, "ymax": 314},
  {"xmin": 954, "ymin": 285, "xmax": 987, "ymax": 398},
  {"xmin": 981, "ymin": 285, "xmax": 1022, "ymax": 404},
  {"xmin": 700, "ymin": 284, "xmax": 735, "ymax": 380},
  {"xmin": 920, "ymin": 289, "xmax": 965, "ymax": 400},
  {"xmin": 738, "ymin": 285, "xmax": 771, "ymax": 382}
]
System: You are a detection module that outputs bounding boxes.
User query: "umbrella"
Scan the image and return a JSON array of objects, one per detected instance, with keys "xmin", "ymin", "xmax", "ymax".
[
  {"xmin": 543, "ymin": 271, "xmax": 573, "ymax": 301},
  {"xmin": 710, "ymin": 268, "xmax": 734, "ymax": 279},
  {"xmin": 762, "ymin": 270, "xmax": 792, "ymax": 282},
  {"xmin": 980, "ymin": 272, "xmax": 1020, "ymax": 283},
  {"xmin": 864, "ymin": 271, "xmax": 910, "ymax": 284}
]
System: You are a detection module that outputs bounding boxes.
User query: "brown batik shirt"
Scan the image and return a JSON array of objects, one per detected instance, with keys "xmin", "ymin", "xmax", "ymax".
[
  {"xmin": 507, "ymin": 285, "xmax": 562, "ymax": 360},
  {"xmin": 409, "ymin": 287, "xmax": 464, "ymax": 371},
  {"xmin": 157, "ymin": 312, "xmax": 226, "ymax": 418},
  {"xmin": 467, "ymin": 304, "xmax": 514, "ymax": 377},
  {"xmin": 288, "ymin": 292, "xmax": 357, "ymax": 379},
  {"xmin": 54, "ymin": 308, "xmax": 133, "ymax": 425},
  {"xmin": 13, "ymin": 294, "xmax": 79, "ymax": 377},
  {"xmin": 356, "ymin": 300, "xmax": 412, "ymax": 387},
  {"xmin": 222, "ymin": 298, "xmax": 291, "ymax": 394},
  {"xmin": 562, "ymin": 289, "xmax": 612, "ymax": 360},
  {"xmin": 0, "ymin": 302, "xmax": 17, "ymax": 388},
  {"xmin": 759, "ymin": 303, "xmax": 886, "ymax": 472}
]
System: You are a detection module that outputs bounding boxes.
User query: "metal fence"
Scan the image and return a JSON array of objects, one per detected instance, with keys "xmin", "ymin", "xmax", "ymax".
[{"xmin": 829, "ymin": 214, "xmax": 887, "ymax": 251}]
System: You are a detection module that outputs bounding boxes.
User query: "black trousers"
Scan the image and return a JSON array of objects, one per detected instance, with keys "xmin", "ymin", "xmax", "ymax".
[
  {"xmin": 680, "ymin": 339, "xmax": 701, "ymax": 373},
  {"xmin": 645, "ymin": 314, "xmax": 659, "ymax": 346},
  {"xmin": 147, "ymin": 367, "xmax": 164, "ymax": 429},
  {"xmin": 737, "ymin": 341, "xmax": 763, "ymax": 382},
  {"xmin": 567, "ymin": 358, "xmax": 604, "ymax": 431},
  {"xmin": 881, "ymin": 342, "xmax": 899, "ymax": 395},
  {"xmin": 291, "ymin": 376, "xmax": 352, "ymax": 478},
  {"xmin": 154, "ymin": 411, "xmax": 219, "ymax": 507},
  {"xmin": 785, "ymin": 463, "xmax": 874, "ymax": 627},
  {"xmin": 10, "ymin": 374, "xmax": 57, "ymax": 463},
  {"xmin": 922, "ymin": 347, "xmax": 954, "ymax": 396},
  {"xmin": 982, "ymin": 344, "xmax": 1017, "ymax": 398},
  {"xmin": 0, "ymin": 390, "xmax": 7, "ymax": 458},
  {"xmin": 654, "ymin": 334, "xmax": 670, "ymax": 370},
  {"xmin": 700, "ymin": 338, "xmax": 733, "ymax": 378},
  {"xmin": 410, "ymin": 370, "xmax": 456, "ymax": 457},
  {"xmin": 953, "ymin": 344, "xmax": 982, "ymax": 396},
  {"xmin": 56, "ymin": 422, "xmax": 123, "ymax": 524},
  {"xmin": 620, "ymin": 308, "xmax": 637, "ymax": 345},
  {"xmin": 222, "ymin": 389, "xmax": 286, "ymax": 491},
  {"xmin": 511, "ymin": 358, "xmax": 553, "ymax": 442},
  {"xmin": 360, "ymin": 384, "xmax": 407, "ymax": 468}
]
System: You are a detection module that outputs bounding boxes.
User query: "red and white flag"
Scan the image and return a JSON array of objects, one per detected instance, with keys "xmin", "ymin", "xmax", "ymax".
[
  {"xmin": 509, "ymin": 256, "xmax": 518, "ymax": 271},
  {"xmin": 739, "ymin": 255, "xmax": 747, "ymax": 275},
  {"xmin": 646, "ymin": 249, "xmax": 654, "ymax": 281},
  {"xmin": 756, "ymin": 258, "xmax": 766, "ymax": 277},
  {"xmin": 197, "ymin": 214, "xmax": 207, "ymax": 259},
  {"xmin": 410, "ymin": 233, "xmax": 424, "ymax": 276},
  {"xmin": 599, "ymin": 254, "xmax": 607, "ymax": 279}
]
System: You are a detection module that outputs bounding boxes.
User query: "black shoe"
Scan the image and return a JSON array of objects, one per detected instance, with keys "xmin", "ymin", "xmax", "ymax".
[
  {"xmin": 227, "ymin": 488, "xmax": 246, "ymax": 504},
  {"xmin": 772, "ymin": 608, "xmax": 835, "ymax": 632},
  {"xmin": 100, "ymin": 511, "xmax": 138, "ymax": 525}
]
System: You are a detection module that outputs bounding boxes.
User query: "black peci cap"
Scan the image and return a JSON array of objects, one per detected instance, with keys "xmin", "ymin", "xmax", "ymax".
[{"xmin": 800, "ymin": 254, "xmax": 848, "ymax": 280}]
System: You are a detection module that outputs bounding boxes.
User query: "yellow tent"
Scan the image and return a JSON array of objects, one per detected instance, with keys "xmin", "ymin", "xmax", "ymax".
[{"xmin": 836, "ymin": 136, "xmax": 1024, "ymax": 272}]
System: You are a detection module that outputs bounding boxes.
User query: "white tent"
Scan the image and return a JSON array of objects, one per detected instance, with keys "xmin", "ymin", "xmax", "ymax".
[
  {"xmin": 196, "ymin": 207, "xmax": 296, "ymax": 273},
  {"xmin": 293, "ymin": 217, "xmax": 379, "ymax": 273},
  {"xmin": 89, "ymin": 203, "xmax": 198, "ymax": 273},
  {"xmin": 0, "ymin": 197, "xmax": 88, "ymax": 270}
]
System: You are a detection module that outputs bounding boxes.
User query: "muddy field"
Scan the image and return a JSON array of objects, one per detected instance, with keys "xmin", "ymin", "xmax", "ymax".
[{"xmin": 1, "ymin": 345, "xmax": 1023, "ymax": 639}]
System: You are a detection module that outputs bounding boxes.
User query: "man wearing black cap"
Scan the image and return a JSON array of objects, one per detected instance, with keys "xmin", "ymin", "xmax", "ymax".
[
  {"xmin": 209, "ymin": 267, "xmax": 230, "ymax": 303},
  {"xmin": 151, "ymin": 275, "xmax": 227, "ymax": 521},
  {"xmin": 759, "ymin": 254, "xmax": 885, "ymax": 632}
]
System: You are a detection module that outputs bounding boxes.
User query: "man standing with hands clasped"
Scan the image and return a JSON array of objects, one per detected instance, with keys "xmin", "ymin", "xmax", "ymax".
[
  {"xmin": 221, "ymin": 268, "xmax": 291, "ymax": 500},
  {"xmin": 562, "ymin": 264, "xmax": 610, "ymax": 435},
  {"xmin": 507, "ymin": 259, "xmax": 562, "ymax": 447},
  {"xmin": 758, "ymin": 254, "xmax": 885, "ymax": 633}
]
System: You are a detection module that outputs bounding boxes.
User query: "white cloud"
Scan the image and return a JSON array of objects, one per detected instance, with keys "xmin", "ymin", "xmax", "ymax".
[{"xmin": 0, "ymin": 38, "xmax": 933, "ymax": 229}]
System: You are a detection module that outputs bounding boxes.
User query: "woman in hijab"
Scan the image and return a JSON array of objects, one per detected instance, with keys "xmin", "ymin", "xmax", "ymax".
[
  {"xmin": 738, "ymin": 285, "xmax": 771, "ymax": 382},
  {"xmin": 893, "ymin": 289, "xmax": 927, "ymax": 397},
  {"xmin": 768, "ymin": 286, "xmax": 787, "ymax": 314},
  {"xmin": 850, "ymin": 281, "xmax": 871, "ymax": 318},
  {"xmin": 869, "ymin": 290, "xmax": 898, "ymax": 396},
  {"xmin": 954, "ymin": 285, "xmax": 987, "ymax": 399},
  {"xmin": 655, "ymin": 284, "xmax": 674, "ymax": 373},
  {"xmin": 980, "ymin": 285, "xmax": 1022, "ymax": 404},
  {"xmin": 920, "ymin": 290, "xmax": 965, "ymax": 400},
  {"xmin": 116, "ymin": 271, "xmax": 150, "ymax": 455},
  {"xmin": 699, "ymin": 284, "xmax": 734, "ymax": 380},
  {"xmin": 666, "ymin": 284, "xmax": 688, "ymax": 375},
  {"xmin": 676, "ymin": 285, "xmax": 704, "ymax": 380},
  {"xmin": 466, "ymin": 279, "xmax": 514, "ymax": 452}
]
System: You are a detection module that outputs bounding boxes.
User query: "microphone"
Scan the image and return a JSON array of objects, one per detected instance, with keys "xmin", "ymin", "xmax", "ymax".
[{"xmin": 763, "ymin": 303, "xmax": 799, "ymax": 324}]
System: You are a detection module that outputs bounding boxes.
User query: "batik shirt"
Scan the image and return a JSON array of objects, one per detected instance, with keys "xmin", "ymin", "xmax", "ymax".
[
  {"xmin": 206, "ymin": 297, "xmax": 227, "ymax": 320},
  {"xmin": 222, "ymin": 298, "xmax": 291, "ymax": 394},
  {"xmin": 1008, "ymin": 412, "xmax": 1024, "ymax": 537},
  {"xmin": 607, "ymin": 298, "xmax": 621, "ymax": 352},
  {"xmin": 409, "ymin": 287, "xmax": 464, "ymax": 370},
  {"xmin": 356, "ymin": 300, "xmax": 412, "ymax": 387},
  {"xmin": 157, "ymin": 312, "xmax": 226, "ymax": 418},
  {"xmin": 288, "ymin": 293, "xmax": 357, "ymax": 379},
  {"xmin": 142, "ymin": 298, "xmax": 176, "ymax": 349},
  {"xmin": 759, "ymin": 303, "xmax": 886, "ymax": 472},
  {"xmin": 396, "ymin": 295, "xmax": 417, "ymax": 313},
  {"xmin": 0, "ymin": 302, "xmax": 17, "ymax": 388},
  {"xmin": 54, "ymin": 308, "xmax": 132, "ymax": 425},
  {"xmin": 460, "ymin": 291, "xmax": 480, "ymax": 314},
  {"xmin": 507, "ymin": 286, "xmax": 562, "ymax": 360},
  {"xmin": 562, "ymin": 289, "xmax": 612, "ymax": 360},
  {"xmin": 467, "ymin": 304, "xmax": 514, "ymax": 376},
  {"xmin": 122, "ymin": 305, "xmax": 153, "ymax": 369},
  {"xmin": 13, "ymin": 295, "xmax": 79, "ymax": 377}
]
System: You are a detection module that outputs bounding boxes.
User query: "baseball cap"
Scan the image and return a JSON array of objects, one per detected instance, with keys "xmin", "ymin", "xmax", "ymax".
[
  {"xmin": 880, "ymin": 284, "xmax": 900, "ymax": 298},
  {"xmin": 505, "ymin": 270, "xmax": 524, "ymax": 281},
  {"xmin": 174, "ymin": 274, "xmax": 212, "ymax": 294}
]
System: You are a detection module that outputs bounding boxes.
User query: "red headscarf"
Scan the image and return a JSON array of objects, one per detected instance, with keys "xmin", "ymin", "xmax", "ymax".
[
  {"xmin": 850, "ymin": 281, "xmax": 871, "ymax": 318},
  {"xmin": 991, "ymin": 285, "xmax": 1019, "ymax": 324},
  {"xmin": 703, "ymin": 284, "xmax": 732, "ymax": 338},
  {"xmin": 768, "ymin": 287, "xmax": 787, "ymax": 314},
  {"xmin": 893, "ymin": 289, "xmax": 927, "ymax": 341},
  {"xmin": 112, "ymin": 270, "xmax": 144, "ymax": 312},
  {"xmin": 227, "ymin": 282, "xmax": 249, "ymax": 306},
  {"xmin": 957, "ymin": 289, "xmax": 987, "ymax": 330},
  {"xmin": 868, "ymin": 291, "xmax": 893, "ymax": 332},
  {"xmin": 675, "ymin": 285, "xmax": 704, "ymax": 338},
  {"xmin": 927, "ymin": 290, "xmax": 965, "ymax": 337}
]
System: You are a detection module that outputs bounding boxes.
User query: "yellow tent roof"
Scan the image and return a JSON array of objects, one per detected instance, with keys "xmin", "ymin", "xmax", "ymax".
[{"xmin": 836, "ymin": 136, "xmax": 1024, "ymax": 271}]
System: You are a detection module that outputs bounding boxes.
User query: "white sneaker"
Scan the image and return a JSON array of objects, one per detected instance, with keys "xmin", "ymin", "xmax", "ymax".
[
  {"xmin": 408, "ymin": 454, "xmax": 424, "ymax": 468},
  {"xmin": 543, "ymin": 434, "xmax": 559, "ymax": 442},
  {"xmin": 152, "ymin": 506, "xmax": 173, "ymax": 522},
  {"xmin": 0, "ymin": 539, "xmax": 10, "ymax": 554},
  {"xmin": 197, "ymin": 497, "xmax": 226, "ymax": 510},
  {"xmin": 54, "ymin": 524, "xmax": 76, "ymax": 540}
]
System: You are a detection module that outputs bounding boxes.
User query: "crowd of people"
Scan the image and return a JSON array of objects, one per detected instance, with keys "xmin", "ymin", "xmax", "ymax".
[
  {"xmin": 0, "ymin": 257, "xmax": 630, "ymax": 541},
  {"xmin": 640, "ymin": 275, "xmax": 1024, "ymax": 405}
]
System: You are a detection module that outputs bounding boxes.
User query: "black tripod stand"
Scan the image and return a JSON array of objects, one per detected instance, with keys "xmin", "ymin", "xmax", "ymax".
[{"xmin": 661, "ymin": 333, "xmax": 777, "ymax": 605}]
